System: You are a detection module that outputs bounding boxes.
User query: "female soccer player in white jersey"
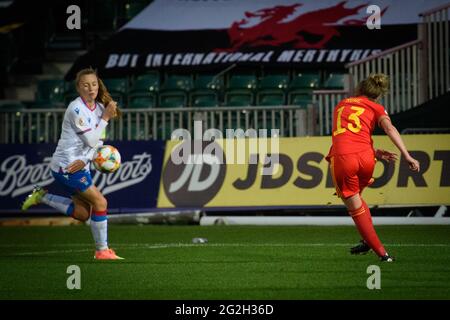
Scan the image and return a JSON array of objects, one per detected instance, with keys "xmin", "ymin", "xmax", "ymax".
[{"xmin": 22, "ymin": 68, "xmax": 123, "ymax": 260}]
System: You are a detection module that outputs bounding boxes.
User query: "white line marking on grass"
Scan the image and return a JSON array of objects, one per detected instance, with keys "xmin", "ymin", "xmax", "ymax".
[
  {"xmin": 0, "ymin": 244, "xmax": 92, "ymax": 247},
  {"xmin": 12, "ymin": 249, "xmax": 92, "ymax": 256},
  {"xmin": 127, "ymin": 243, "xmax": 450, "ymax": 249},
  {"xmin": 2, "ymin": 243, "xmax": 450, "ymax": 248},
  {"xmin": 6, "ymin": 243, "xmax": 450, "ymax": 256}
]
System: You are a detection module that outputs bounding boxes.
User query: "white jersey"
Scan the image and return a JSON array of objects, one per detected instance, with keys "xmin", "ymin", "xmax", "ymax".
[{"xmin": 50, "ymin": 97, "xmax": 107, "ymax": 173}]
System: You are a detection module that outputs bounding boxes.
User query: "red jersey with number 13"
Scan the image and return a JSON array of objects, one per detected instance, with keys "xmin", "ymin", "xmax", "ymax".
[{"xmin": 328, "ymin": 96, "xmax": 390, "ymax": 156}]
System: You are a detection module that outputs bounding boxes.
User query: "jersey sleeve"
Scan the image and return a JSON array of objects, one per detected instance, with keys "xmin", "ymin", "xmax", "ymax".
[
  {"xmin": 67, "ymin": 105, "xmax": 108, "ymax": 148},
  {"xmin": 371, "ymin": 102, "xmax": 390, "ymax": 126},
  {"xmin": 67, "ymin": 106, "xmax": 91, "ymax": 135},
  {"xmin": 80, "ymin": 120, "xmax": 108, "ymax": 148}
]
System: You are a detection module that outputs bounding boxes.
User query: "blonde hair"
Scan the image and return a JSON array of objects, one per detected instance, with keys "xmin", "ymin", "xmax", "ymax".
[
  {"xmin": 75, "ymin": 68, "xmax": 122, "ymax": 118},
  {"xmin": 356, "ymin": 73, "xmax": 390, "ymax": 101}
]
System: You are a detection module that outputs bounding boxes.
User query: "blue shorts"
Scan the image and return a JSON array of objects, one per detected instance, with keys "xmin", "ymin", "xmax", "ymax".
[{"xmin": 51, "ymin": 169, "xmax": 93, "ymax": 195}]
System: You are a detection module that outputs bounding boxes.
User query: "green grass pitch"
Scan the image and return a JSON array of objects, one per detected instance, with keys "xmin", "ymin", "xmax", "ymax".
[{"xmin": 0, "ymin": 225, "xmax": 449, "ymax": 299}]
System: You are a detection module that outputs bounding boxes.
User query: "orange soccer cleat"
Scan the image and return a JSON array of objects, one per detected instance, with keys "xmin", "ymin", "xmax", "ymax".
[{"xmin": 94, "ymin": 248, "xmax": 124, "ymax": 260}]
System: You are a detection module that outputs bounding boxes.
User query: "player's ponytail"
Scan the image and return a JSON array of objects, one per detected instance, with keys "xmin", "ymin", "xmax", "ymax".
[
  {"xmin": 97, "ymin": 78, "xmax": 122, "ymax": 118},
  {"xmin": 356, "ymin": 73, "xmax": 390, "ymax": 101}
]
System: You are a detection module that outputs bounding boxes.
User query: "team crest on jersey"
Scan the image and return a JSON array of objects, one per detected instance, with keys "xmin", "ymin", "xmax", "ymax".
[
  {"xmin": 80, "ymin": 176, "xmax": 88, "ymax": 185},
  {"xmin": 78, "ymin": 117, "xmax": 85, "ymax": 126}
]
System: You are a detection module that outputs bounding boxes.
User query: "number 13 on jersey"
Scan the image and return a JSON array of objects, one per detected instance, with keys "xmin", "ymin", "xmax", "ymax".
[{"xmin": 333, "ymin": 106, "xmax": 365, "ymax": 136}]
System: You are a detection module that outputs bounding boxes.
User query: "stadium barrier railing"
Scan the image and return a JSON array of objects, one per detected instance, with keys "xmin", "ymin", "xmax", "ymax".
[
  {"xmin": 0, "ymin": 105, "xmax": 316, "ymax": 143},
  {"xmin": 346, "ymin": 3, "xmax": 450, "ymax": 113},
  {"xmin": 346, "ymin": 39, "xmax": 423, "ymax": 114},
  {"xmin": 420, "ymin": 2, "xmax": 450, "ymax": 100},
  {"xmin": 309, "ymin": 1, "xmax": 450, "ymax": 137}
]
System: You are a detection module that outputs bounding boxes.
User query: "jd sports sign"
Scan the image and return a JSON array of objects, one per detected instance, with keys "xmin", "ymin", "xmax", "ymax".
[{"xmin": 162, "ymin": 141, "xmax": 226, "ymax": 207}]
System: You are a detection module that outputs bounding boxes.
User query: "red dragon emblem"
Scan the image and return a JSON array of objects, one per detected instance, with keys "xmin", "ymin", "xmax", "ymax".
[{"xmin": 218, "ymin": 1, "xmax": 387, "ymax": 51}]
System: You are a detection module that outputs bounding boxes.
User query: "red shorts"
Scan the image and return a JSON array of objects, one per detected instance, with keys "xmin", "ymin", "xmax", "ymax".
[{"xmin": 328, "ymin": 149, "xmax": 376, "ymax": 199}]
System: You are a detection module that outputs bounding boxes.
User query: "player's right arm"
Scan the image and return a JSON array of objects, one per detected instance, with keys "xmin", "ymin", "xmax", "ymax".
[
  {"xmin": 379, "ymin": 117, "xmax": 420, "ymax": 172},
  {"xmin": 71, "ymin": 112, "xmax": 107, "ymax": 148},
  {"xmin": 101, "ymin": 100, "xmax": 117, "ymax": 122},
  {"xmin": 68, "ymin": 101, "xmax": 117, "ymax": 148}
]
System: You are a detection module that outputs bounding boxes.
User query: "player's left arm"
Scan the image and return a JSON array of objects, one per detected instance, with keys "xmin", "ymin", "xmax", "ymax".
[
  {"xmin": 66, "ymin": 106, "xmax": 107, "ymax": 173},
  {"xmin": 66, "ymin": 139, "xmax": 105, "ymax": 173},
  {"xmin": 373, "ymin": 104, "xmax": 398, "ymax": 162},
  {"xmin": 379, "ymin": 115, "xmax": 420, "ymax": 172}
]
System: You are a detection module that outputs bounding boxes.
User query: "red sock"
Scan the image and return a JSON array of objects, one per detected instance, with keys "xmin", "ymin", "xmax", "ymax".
[{"xmin": 349, "ymin": 200, "xmax": 387, "ymax": 257}]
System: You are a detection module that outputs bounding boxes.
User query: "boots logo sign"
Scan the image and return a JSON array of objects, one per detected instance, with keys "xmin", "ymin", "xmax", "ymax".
[
  {"xmin": 162, "ymin": 141, "xmax": 226, "ymax": 207},
  {"xmin": 0, "ymin": 153, "xmax": 153, "ymax": 197}
]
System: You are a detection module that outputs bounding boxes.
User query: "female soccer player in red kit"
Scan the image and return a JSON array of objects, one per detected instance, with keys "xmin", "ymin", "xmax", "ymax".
[{"xmin": 326, "ymin": 73, "xmax": 420, "ymax": 262}]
